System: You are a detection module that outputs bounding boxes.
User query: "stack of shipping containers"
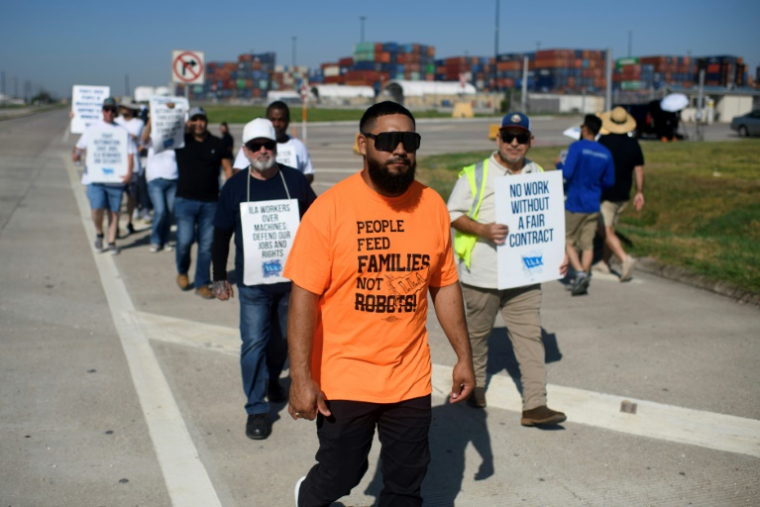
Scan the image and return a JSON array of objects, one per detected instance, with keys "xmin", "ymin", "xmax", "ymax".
[
  {"xmin": 639, "ymin": 55, "xmax": 697, "ymax": 89},
  {"xmin": 494, "ymin": 52, "xmax": 531, "ymax": 90},
  {"xmin": 434, "ymin": 56, "xmax": 494, "ymax": 89},
  {"xmin": 696, "ymin": 56, "xmax": 746, "ymax": 87},
  {"xmin": 318, "ymin": 43, "xmax": 436, "ymax": 94},
  {"xmin": 204, "ymin": 52, "xmax": 276, "ymax": 99},
  {"xmin": 490, "ymin": 49, "xmax": 607, "ymax": 92},
  {"xmin": 531, "ymin": 49, "xmax": 607, "ymax": 93},
  {"xmin": 271, "ymin": 65, "xmax": 311, "ymax": 93},
  {"xmin": 613, "ymin": 58, "xmax": 656, "ymax": 91}
]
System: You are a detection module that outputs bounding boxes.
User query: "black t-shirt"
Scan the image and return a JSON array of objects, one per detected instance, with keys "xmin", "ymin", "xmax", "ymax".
[
  {"xmin": 213, "ymin": 165, "xmax": 317, "ymax": 286},
  {"xmin": 221, "ymin": 132, "xmax": 234, "ymax": 157},
  {"xmin": 175, "ymin": 133, "xmax": 232, "ymax": 201},
  {"xmin": 598, "ymin": 134, "xmax": 645, "ymax": 202}
]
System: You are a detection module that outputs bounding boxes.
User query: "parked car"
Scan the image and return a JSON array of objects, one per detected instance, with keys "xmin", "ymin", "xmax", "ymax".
[{"xmin": 730, "ymin": 110, "xmax": 760, "ymax": 137}]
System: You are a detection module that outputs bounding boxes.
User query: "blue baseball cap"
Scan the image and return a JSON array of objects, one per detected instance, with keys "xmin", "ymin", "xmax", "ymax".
[{"xmin": 500, "ymin": 112, "xmax": 531, "ymax": 132}]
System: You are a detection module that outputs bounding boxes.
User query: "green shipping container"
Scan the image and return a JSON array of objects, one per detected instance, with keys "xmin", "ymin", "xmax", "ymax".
[
  {"xmin": 620, "ymin": 80, "xmax": 643, "ymax": 90},
  {"xmin": 355, "ymin": 42, "xmax": 375, "ymax": 53},
  {"xmin": 259, "ymin": 80, "xmax": 269, "ymax": 90},
  {"xmin": 237, "ymin": 79, "xmax": 246, "ymax": 90},
  {"xmin": 354, "ymin": 51, "xmax": 375, "ymax": 62},
  {"xmin": 426, "ymin": 63, "xmax": 435, "ymax": 74},
  {"xmin": 193, "ymin": 85, "xmax": 204, "ymax": 94},
  {"xmin": 616, "ymin": 57, "xmax": 639, "ymax": 69}
]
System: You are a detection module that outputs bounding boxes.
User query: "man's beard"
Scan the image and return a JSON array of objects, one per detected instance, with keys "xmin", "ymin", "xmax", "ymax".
[
  {"xmin": 251, "ymin": 155, "xmax": 276, "ymax": 171},
  {"xmin": 367, "ymin": 155, "xmax": 416, "ymax": 195}
]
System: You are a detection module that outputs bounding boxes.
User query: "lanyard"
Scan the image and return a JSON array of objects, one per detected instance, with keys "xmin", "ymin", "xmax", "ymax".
[{"xmin": 246, "ymin": 165, "xmax": 291, "ymax": 213}]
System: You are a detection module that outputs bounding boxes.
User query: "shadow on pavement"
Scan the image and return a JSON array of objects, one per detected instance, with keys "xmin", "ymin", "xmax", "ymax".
[
  {"xmin": 360, "ymin": 400, "xmax": 493, "ymax": 506},
  {"xmin": 485, "ymin": 327, "xmax": 563, "ymax": 394}
]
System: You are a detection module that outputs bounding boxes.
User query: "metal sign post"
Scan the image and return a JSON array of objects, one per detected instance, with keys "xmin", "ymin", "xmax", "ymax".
[{"xmin": 696, "ymin": 69, "xmax": 705, "ymax": 141}]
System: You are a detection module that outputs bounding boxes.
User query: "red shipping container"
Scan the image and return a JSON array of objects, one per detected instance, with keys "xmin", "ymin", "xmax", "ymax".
[{"xmin": 339, "ymin": 57, "xmax": 354, "ymax": 67}]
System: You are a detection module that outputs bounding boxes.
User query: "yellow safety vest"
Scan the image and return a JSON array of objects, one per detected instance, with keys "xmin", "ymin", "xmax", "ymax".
[
  {"xmin": 454, "ymin": 159, "xmax": 489, "ymax": 270},
  {"xmin": 453, "ymin": 158, "xmax": 544, "ymax": 269}
]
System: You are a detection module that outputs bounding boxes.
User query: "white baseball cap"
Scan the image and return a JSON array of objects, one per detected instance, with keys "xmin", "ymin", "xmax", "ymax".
[{"xmin": 242, "ymin": 118, "xmax": 276, "ymax": 144}]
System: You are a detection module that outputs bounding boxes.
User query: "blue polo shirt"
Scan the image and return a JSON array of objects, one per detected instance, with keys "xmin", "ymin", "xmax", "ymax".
[{"xmin": 557, "ymin": 139, "xmax": 615, "ymax": 213}]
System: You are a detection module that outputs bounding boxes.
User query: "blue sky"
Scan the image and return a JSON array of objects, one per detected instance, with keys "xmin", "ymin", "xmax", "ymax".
[{"xmin": 1, "ymin": 0, "xmax": 758, "ymax": 98}]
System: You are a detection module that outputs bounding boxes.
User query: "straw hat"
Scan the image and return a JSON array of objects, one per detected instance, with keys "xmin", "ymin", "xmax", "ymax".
[{"xmin": 598, "ymin": 106, "xmax": 637, "ymax": 134}]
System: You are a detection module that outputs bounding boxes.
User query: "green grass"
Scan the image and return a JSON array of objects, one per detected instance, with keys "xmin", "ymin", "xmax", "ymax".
[
  {"xmin": 417, "ymin": 140, "xmax": 760, "ymax": 294},
  {"xmin": 203, "ymin": 105, "xmax": 492, "ymax": 124}
]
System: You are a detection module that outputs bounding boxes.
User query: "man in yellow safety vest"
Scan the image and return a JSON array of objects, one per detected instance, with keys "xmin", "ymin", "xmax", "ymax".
[{"xmin": 447, "ymin": 112, "xmax": 567, "ymax": 427}]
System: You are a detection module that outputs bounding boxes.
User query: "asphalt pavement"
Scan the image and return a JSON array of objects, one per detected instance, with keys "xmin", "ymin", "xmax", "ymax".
[{"xmin": 1, "ymin": 109, "xmax": 758, "ymax": 507}]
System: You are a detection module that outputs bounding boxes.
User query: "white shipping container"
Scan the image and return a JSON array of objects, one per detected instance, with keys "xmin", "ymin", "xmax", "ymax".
[{"xmin": 324, "ymin": 66, "xmax": 340, "ymax": 77}]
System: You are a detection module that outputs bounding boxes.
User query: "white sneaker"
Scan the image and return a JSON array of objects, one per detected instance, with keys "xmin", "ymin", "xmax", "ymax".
[
  {"xmin": 294, "ymin": 476, "xmax": 305, "ymax": 507},
  {"xmin": 149, "ymin": 244, "xmax": 161, "ymax": 253},
  {"xmin": 165, "ymin": 242, "xmax": 175, "ymax": 252},
  {"xmin": 592, "ymin": 261, "xmax": 611, "ymax": 274},
  {"xmin": 620, "ymin": 256, "xmax": 636, "ymax": 282}
]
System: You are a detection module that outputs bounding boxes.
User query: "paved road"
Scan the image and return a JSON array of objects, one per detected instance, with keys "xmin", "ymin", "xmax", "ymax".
[{"xmin": 1, "ymin": 109, "xmax": 758, "ymax": 507}]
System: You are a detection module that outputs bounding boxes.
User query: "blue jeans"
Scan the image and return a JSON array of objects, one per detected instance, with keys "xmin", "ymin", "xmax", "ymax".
[
  {"xmin": 147, "ymin": 178, "xmax": 176, "ymax": 247},
  {"xmin": 238, "ymin": 283, "xmax": 290, "ymax": 415},
  {"xmin": 174, "ymin": 197, "xmax": 216, "ymax": 287}
]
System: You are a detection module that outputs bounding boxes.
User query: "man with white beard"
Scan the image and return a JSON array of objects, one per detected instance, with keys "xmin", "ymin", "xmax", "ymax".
[{"xmin": 211, "ymin": 118, "xmax": 316, "ymax": 440}]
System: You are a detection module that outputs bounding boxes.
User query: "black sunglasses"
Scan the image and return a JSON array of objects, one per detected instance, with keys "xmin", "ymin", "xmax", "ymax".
[
  {"xmin": 103, "ymin": 107, "xmax": 117, "ymax": 113},
  {"xmin": 246, "ymin": 140, "xmax": 276, "ymax": 152},
  {"xmin": 500, "ymin": 131, "xmax": 531, "ymax": 145},
  {"xmin": 361, "ymin": 131, "xmax": 421, "ymax": 152}
]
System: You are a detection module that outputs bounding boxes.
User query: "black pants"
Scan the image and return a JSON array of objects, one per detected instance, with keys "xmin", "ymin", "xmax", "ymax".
[{"xmin": 298, "ymin": 395, "xmax": 432, "ymax": 507}]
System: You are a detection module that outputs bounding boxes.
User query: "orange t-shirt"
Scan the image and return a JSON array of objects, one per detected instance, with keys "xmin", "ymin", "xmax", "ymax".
[{"xmin": 283, "ymin": 172, "xmax": 459, "ymax": 403}]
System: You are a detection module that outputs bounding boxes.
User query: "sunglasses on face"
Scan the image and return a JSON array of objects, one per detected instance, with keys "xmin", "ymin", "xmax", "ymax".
[
  {"xmin": 103, "ymin": 107, "xmax": 117, "ymax": 113},
  {"xmin": 500, "ymin": 131, "xmax": 531, "ymax": 144},
  {"xmin": 361, "ymin": 131, "xmax": 421, "ymax": 152},
  {"xmin": 246, "ymin": 140, "xmax": 276, "ymax": 152}
]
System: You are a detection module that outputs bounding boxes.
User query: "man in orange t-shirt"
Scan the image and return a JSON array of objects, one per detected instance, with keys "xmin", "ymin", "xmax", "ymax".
[{"xmin": 284, "ymin": 101, "xmax": 475, "ymax": 507}]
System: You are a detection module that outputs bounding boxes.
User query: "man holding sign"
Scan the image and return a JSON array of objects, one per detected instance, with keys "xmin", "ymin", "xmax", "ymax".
[
  {"xmin": 448, "ymin": 112, "xmax": 567, "ymax": 426},
  {"xmin": 72, "ymin": 97, "xmax": 135, "ymax": 254},
  {"xmin": 212, "ymin": 119, "xmax": 316, "ymax": 440}
]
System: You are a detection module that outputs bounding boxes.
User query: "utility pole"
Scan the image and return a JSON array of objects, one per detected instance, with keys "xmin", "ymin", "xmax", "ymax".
[
  {"xmin": 360, "ymin": 16, "xmax": 366, "ymax": 43},
  {"xmin": 605, "ymin": 48, "xmax": 613, "ymax": 111},
  {"xmin": 292, "ymin": 36, "xmax": 297, "ymax": 68},
  {"xmin": 493, "ymin": 0, "xmax": 499, "ymax": 92},
  {"xmin": 696, "ymin": 69, "xmax": 705, "ymax": 141},
  {"xmin": 521, "ymin": 55, "xmax": 529, "ymax": 113}
]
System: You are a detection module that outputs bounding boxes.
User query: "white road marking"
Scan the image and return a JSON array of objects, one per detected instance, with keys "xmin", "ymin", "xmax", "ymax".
[
  {"xmin": 141, "ymin": 311, "xmax": 760, "ymax": 459},
  {"xmin": 64, "ymin": 155, "xmax": 222, "ymax": 507}
]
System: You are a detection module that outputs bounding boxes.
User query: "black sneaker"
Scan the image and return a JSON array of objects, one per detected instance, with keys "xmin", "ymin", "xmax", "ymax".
[
  {"xmin": 126, "ymin": 222, "xmax": 136, "ymax": 235},
  {"xmin": 245, "ymin": 414, "xmax": 271, "ymax": 440},
  {"xmin": 94, "ymin": 234, "xmax": 104, "ymax": 252},
  {"xmin": 106, "ymin": 243, "xmax": 120, "ymax": 256}
]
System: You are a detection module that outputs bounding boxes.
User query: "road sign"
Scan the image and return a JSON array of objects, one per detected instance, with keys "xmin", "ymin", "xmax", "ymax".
[
  {"xmin": 172, "ymin": 50, "xmax": 205, "ymax": 85},
  {"xmin": 299, "ymin": 79, "xmax": 309, "ymax": 102}
]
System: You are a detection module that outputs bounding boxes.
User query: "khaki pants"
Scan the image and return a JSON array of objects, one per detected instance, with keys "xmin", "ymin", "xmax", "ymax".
[{"xmin": 461, "ymin": 283, "xmax": 546, "ymax": 410}]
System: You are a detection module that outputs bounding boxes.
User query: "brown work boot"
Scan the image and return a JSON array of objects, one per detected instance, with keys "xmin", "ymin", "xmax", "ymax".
[
  {"xmin": 176, "ymin": 273, "xmax": 190, "ymax": 291},
  {"xmin": 466, "ymin": 387, "xmax": 487, "ymax": 408},
  {"xmin": 195, "ymin": 286, "xmax": 215, "ymax": 299},
  {"xmin": 521, "ymin": 405, "xmax": 566, "ymax": 426}
]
